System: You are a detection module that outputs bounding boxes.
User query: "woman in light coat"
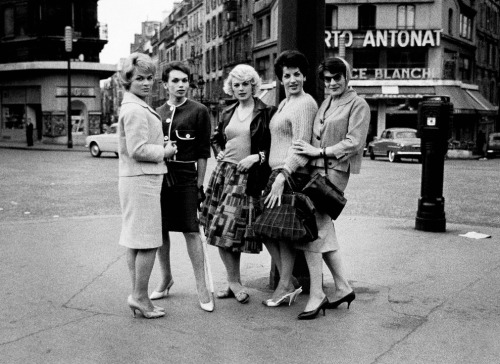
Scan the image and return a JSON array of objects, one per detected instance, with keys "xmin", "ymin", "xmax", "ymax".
[{"xmin": 118, "ymin": 52, "xmax": 177, "ymax": 319}]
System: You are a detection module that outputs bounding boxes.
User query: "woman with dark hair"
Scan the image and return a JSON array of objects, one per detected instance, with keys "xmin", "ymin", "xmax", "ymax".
[
  {"xmin": 200, "ymin": 64, "xmax": 275, "ymax": 304},
  {"xmin": 117, "ymin": 52, "xmax": 177, "ymax": 319},
  {"xmin": 261, "ymin": 50, "xmax": 318, "ymax": 308},
  {"xmin": 293, "ymin": 56, "xmax": 370, "ymax": 319}
]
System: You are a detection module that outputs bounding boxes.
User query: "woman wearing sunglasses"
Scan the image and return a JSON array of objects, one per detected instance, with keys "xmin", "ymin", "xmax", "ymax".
[{"xmin": 292, "ymin": 57, "xmax": 370, "ymax": 319}]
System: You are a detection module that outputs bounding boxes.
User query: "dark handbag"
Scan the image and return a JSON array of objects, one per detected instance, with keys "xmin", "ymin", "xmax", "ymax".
[
  {"xmin": 253, "ymin": 173, "xmax": 318, "ymax": 243},
  {"xmin": 302, "ymin": 158, "xmax": 347, "ymax": 220}
]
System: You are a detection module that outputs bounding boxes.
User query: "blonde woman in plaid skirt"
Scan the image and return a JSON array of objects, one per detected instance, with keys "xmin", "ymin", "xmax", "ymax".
[{"xmin": 200, "ymin": 64, "xmax": 276, "ymax": 304}]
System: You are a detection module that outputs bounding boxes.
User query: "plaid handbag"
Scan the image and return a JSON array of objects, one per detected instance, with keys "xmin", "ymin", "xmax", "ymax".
[{"xmin": 253, "ymin": 174, "xmax": 318, "ymax": 243}]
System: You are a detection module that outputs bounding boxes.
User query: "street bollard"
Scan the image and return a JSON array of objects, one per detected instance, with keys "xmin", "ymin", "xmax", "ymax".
[{"xmin": 415, "ymin": 96, "xmax": 453, "ymax": 232}]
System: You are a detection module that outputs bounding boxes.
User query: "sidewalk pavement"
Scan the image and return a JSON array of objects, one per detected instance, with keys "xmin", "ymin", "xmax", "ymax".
[
  {"xmin": 0, "ymin": 213, "xmax": 499, "ymax": 364},
  {"xmin": 0, "ymin": 139, "xmax": 87, "ymax": 152}
]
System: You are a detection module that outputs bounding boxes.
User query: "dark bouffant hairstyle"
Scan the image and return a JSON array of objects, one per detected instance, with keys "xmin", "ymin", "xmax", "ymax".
[
  {"xmin": 161, "ymin": 61, "xmax": 191, "ymax": 82},
  {"xmin": 317, "ymin": 57, "xmax": 348, "ymax": 80},
  {"xmin": 273, "ymin": 50, "xmax": 309, "ymax": 79}
]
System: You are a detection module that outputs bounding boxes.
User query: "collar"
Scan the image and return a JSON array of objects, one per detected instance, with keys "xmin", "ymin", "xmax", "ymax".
[
  {"xmin": 329, "ymin": 87, "xmax": 357, "ymax": 106},
  {"xmin": 122, "ymin": 92, "xmax": 160, "ymax": 119}
]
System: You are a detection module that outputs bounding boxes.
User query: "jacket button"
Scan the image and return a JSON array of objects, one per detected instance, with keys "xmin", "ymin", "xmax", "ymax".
[
  {"xmin": 328, "ymin": 162, "xmax": 333, "ymax": 166},
  {"xmin": 316, "ymin": 136, "xmax": 321, "ymax": 140}
]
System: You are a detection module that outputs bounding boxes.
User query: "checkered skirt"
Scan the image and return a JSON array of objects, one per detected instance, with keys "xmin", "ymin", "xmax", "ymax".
[{"xmin": 199, "ymin": 161, "xmax": 262, "ymax": 253}]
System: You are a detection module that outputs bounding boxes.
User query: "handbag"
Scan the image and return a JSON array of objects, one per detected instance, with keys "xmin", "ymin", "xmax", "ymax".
[
  {"xmin": 302, "ymin": 157, "xmax": 347, "ymax": 220},
  {"xmin": 253, "ymin": 173, "xmax": 318, "ymax": 243}
]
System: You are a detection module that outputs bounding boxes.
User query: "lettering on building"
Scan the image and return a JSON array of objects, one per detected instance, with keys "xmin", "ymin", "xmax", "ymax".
[
  {"xmin": 56, "ymin": 87, "xmax": 96, "ymax": 98},
  {"xmin": 351, "ymin": 68, "xmax": 439, "ymax": 80},
  {"xmin": 325, "ymin": 29, "xmax": 443, "ymax": 48}
]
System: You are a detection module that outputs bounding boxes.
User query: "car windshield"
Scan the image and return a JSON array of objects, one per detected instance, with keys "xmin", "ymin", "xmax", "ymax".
[{"xmin": 396, "ymin": 131, "xmax": 416, "ymax": 138}]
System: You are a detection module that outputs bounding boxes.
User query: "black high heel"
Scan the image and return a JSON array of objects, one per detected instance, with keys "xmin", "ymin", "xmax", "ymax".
[
  {"xmin": 297, "ymin": 297, "xmax": 329, "ymax": 320},
  {"xmin": 327, "ymin": 291, "xmax": 355, "ymax": 309}
]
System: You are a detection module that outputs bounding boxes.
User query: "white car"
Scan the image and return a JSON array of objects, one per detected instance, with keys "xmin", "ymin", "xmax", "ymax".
[{"xmin": 85, "ymin": 123, "xmax": 118, "ymax": 157}]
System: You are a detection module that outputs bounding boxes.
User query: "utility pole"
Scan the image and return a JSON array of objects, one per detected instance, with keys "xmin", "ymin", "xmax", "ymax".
[{"xmin": 65, "ymin": 26, "xmax": 73, "ymax": 148}]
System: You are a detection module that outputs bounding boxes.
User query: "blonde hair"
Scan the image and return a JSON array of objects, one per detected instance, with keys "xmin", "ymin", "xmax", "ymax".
[
  {"xmin": 119, "ymin": 52, "xmax": 156, "ymax": 90},
  {"xmin": 223, "ymin": 64, "xmax": 262, "ymax": 97}
]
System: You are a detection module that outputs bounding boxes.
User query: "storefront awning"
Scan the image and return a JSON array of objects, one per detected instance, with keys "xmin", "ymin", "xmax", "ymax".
[
  {"xmin": 465, "ymin": 90, "xmax": 498, "ymax": 114},
  {"xmin": 355, "ymin": 86, "xmax": 434, "ymax": 99}
]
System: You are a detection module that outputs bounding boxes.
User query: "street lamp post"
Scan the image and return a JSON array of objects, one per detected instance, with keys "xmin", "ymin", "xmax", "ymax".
[
  {"xmin": 64, "ymin": 26, "xmax": 73, "ymax": 148},
  {"xmin": 197, "ymin": 78, "xmax": 205, "ymax": 105}
]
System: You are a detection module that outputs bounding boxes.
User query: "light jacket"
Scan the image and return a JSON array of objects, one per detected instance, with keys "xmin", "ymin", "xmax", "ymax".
[
  {"xmin": 118, "ymin": 92, "xmax": 167, "ymax": 177},
  {"xmin": 309, "ymin": 87, "xmax": 370, "ymax": 174}
]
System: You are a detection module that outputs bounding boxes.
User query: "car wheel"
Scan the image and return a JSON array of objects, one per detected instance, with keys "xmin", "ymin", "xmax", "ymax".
[
  {"xmin": 369, "ymin": 148, "xmax": 375, "ymax": 160},
  {"xmin": 90, "ymin": 143, "xmax": 101, "ymax": 157},
  {"xmin": 388, "ymin": 151, "xmax": 399, "ymax": 163}
]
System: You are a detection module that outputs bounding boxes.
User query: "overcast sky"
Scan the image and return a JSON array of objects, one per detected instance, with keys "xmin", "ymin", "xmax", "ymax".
[{"xmin": 98, "ymin": 0, "xmax": 175, "ymax": 64}]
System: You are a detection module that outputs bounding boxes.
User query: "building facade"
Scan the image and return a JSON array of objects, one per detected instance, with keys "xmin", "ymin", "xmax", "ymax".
[
  {"xmin": 0, "ymin": 0, "xmax": 116, "ymax": 145},
  {"xmin": 325, "ymin": 0, "xmax": 499, "ymax": 147}
]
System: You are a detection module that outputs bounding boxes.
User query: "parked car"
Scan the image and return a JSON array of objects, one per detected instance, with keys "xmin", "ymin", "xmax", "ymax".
[
  {"xmin": 486, "ymin": 132, "xmax": 500, "ymax": 158},
  {"xmin": 85, "ymin": 123, "xmax": 118, "ymax": 157},
  {"xmin": 368, "ymin": 127, "xmax": 421, "ymax": 163}
]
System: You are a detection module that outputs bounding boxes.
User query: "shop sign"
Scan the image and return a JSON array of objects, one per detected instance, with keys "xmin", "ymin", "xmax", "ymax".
[
  {"xmin": 352, "ymin": 68, "xmax": 439, "ymax": 80},
  {"xmin": 325, "ymin": 29, "xmax": 443, "ymax": 48},
  {"xmin": 363, "ymin": 94, "xmax": 425, "ymax": 99},
  {"xmin": 56, "ymin": 87, "xmax": 96, "ymax": 97}
]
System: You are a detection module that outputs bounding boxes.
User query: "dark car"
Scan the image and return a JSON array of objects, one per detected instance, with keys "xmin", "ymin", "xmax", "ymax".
[
  {"xmin": 486, "ymin": 132, "xmax": 500, "ymax": 158},
  {"xmin": 368, "ymin": 127, "xmax": 421, "ymax": 163}
]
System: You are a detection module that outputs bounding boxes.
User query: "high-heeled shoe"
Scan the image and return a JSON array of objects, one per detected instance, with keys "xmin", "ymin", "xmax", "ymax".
[
  {"xmin": 199, "ymin": 298, "xmax": 214, "ymax": 312},
  {"xmin": 297, "ymin": 296, "xmax": 329, "ymax": 320},
  {"xmin": 262, "ymin": 287, "xmax": 302, "ymax": 307},
  {"xmin": 153, "ymin": 305, "xmax": 165, "ymax": 312},
  {"xmin": 127, "ymin": 296, "xmax": 165, "ymax": 319},
  {"xmin": 150, "ymin": 279, "xmax": 174, "ymax": 300},
  {"xmin": 327, "ymin": 291, "xmax": 355, "ymax": 309}
]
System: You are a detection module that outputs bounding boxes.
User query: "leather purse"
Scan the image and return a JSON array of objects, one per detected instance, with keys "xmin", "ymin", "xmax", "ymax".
[
  {"xmin": 302, "ymin": 158, "xmax": 347, "ymax": 220},
  {"xmin": 253, "ymin": 173, "xmax": 318, "ymax": 244}
]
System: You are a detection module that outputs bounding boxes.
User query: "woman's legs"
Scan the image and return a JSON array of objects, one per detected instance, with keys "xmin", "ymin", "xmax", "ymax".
[
  {"xmin": 303, "ymin": 250, "xmax": 326, "ymax": 311},
  {"xmin": 218, "ymin": 248, "xmax": 245, "ymax": 292},
  {"xmin": 270, "ymin": 240, "xmax": 296, "ymax": 300},
  {"xmin": 153, "ymin": 234, "xmax": 173, "ymax": 293},
  {"xmin": 323, "ymin": 249, "xmax": 352, "ymax": 300},
  {"xmin": 263, "ymin": 240, "xmax": 282, "ymax": 273},
  {"xmin": 128, "ymin": 248, "xmax": 157, "ymax": 309},
  {"xmin": 184, "ymin": 232, "xmax": 211, "ymax": 304}
]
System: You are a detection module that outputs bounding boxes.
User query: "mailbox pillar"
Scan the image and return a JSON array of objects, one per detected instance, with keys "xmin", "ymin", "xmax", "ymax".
[{"xmin": 415, "ymin": 96, "xmax": 453, "ymax": 232}]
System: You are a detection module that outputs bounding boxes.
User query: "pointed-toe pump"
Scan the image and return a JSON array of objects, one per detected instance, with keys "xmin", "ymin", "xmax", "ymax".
[
  {"xmin": 200, "ymin": 299, "xmax": 215, "ymax": 312},
  {"xmin": 150, "ymin": 280, "xmax": 174, "ymax": 300},
  {"xmin": 327, "ymin": 291, "xmax": 356, "ymax": 309},
  {"xmin": 297, "ymin": 296, "xmax": 329, "ymax": 320},
  {"xmin": 127, "ymin": 296, "xmax": 165, "ymax": 319}
]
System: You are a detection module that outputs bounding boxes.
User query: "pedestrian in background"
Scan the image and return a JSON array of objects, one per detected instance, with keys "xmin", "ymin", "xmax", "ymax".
[
  {"xmin": 26, "ymin": 118, "xmax": 34, "ymax": 146},
  {"xmin": 117, "ymin": 52, "xmax": 177, "ymax": 319},
  {"xmin": 261, "ymin": 50, "xmax": 318, "ymax": 309},
  {"xmin": 150, "ymin": 61, "xmax": 214, "ymax": 312},
  {"xmin": 293, "ymin": 56, "xmax": 370, "ymax": 319},
  {"xmin": 200, "ymin": 64, "xmax": 275, "ymax": 304}
]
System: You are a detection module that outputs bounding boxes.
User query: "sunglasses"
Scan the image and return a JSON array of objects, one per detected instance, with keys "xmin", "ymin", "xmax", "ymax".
[{"xmin": 323, "ymin": 73, "xmax": 343, "ymax": 83}]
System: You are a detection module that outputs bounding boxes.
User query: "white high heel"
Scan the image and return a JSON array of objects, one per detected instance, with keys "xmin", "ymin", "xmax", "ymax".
[
  {"xmin": 199, "ymin": 299, "xmax": 214, "ymax": 312},
  {"xmin": 150, "ymin": 280, "xmax": 174, "ymax": 300}
]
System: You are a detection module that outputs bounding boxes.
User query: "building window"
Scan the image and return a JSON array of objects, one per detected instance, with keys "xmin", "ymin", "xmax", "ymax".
[
  {"xmin": 459, "ymin": 13, "xmax": 472, "ymax": 40},
  {"xmin": 205, "ymin": 50, "xmax": 210, "ymax": 73},
  {"xmin": 358, "ymin": 4, "xmax": 376, "ymax": 30},
  {"xmin": 326, "ymin": 5, "xmax": 338, "ymax": 30},
  {"xmin": 448, "ymin": 9, "xmax": 453, "ymax": 35},
  {"xmin": 206, "ymin": 0, "xmax": 210, "ymax": 14},
  {"xmin": 3, "ymin": 6, "xmax": 14, "ymax": 37},
  {"xmin": 206, "ymin": 20, "xmax": 210, "ymax": 42},
  {"xmin": 459, "ymin": 56, "xmax": 471, "ymax": 81},
  {"xmin": 218, "ymin": 44, "xmax": 223, "ymax": 70},
  {"xmin": 397, "ymin": 5, "xmax": 415, "ymax": 29},
  {"xmin": 256, "ymin": 55, "xmax": 271, "ymax": 83},
  {"xmin": 211, "ymin": 47, "xmax": 216, "ymax": 72},
  {"xmin": 212, "ymin": 0, "xmax": 217, "ymax": 10},
  {"xmin": 212, "ymin": 16, "xmax": 217, "ymax": 39},
  {"xmin": 256, "ymin": 14, "xmax": 270, "ymax": 41},
  {"xmin": 387, "ymin": 48, "xmax": 426, "ymax": 68},
  {"xmin": 218, "ymin": 13, "xmax": 223, "ymax": 37}
]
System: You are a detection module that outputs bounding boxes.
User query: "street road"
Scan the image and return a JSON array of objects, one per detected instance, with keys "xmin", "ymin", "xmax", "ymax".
[{"xmin": 1, "ymin": 149, "xmax": 499, "ymax": 227}]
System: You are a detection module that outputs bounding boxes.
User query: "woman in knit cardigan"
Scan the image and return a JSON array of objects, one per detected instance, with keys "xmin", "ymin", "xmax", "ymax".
[
  {"xmin": 293, "ymin": 57, "xmax": 370, "ymax": 319},
  {"xmin": 261, "ymin": 50, "xmax": 318, "ymax": 309}
]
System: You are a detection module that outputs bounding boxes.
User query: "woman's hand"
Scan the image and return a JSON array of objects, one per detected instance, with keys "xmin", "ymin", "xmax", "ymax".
[
  {"xmin": 164, "ymin": 141, "xmax": 177, "ymax": 159},
  {"xmin": 292, "ymin": 139, "xmax": 321, "ymax": 157},
  {"xmin": 216, "ymin": 150, "xmax": 225, "ymax": 161},
  {"xmin": 237, "ymin": 154, "xmax": 259, "ymax": 172},
  {"xmin": 264, "ymin": 173, "xmax": 286, "ymax": 208}
]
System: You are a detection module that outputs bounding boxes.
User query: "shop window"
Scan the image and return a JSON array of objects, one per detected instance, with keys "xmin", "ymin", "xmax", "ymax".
[
  {"xmin": 448, "ymin": 9, "xmax": 453, "ymax": 35},
  {"xmin": 352, "ymin": 48, "xmax": 379, "ymax": 69},
  {"xmin": 358, "ymin": 4, "xmax": 376, "ymax": 30},
  {"xmin": 2, "ymin": 105, "xmax": 25, "ymax": 129},
  {"xmin": 459, "ymin": 13, "xmax": 472, "ymax": 40},
  {"xmin": 325, "ymin": 5, "xmax": 338, "ymax": 30},
  {"xmin": 3, "ymin": 6, "xmax": 14, "ymax": 37},
  {"xmin": 397, "ymin": 5, "xmax": 415, "ymax": 29}
]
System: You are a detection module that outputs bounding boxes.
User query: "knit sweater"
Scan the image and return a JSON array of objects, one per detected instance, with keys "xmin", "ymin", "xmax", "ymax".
[{"xmin": 268, "ymin": 91, "xmax": 318, "ymax": 172}]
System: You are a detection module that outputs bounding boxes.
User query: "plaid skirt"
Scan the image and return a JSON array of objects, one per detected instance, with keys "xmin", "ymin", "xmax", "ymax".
[{"xmin": 199, "ymin": 161, "xmax": 262, "ymax": 253}]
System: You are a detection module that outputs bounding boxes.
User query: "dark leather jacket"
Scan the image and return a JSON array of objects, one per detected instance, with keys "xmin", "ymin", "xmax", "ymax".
[{"xmin": 211, "ymin": 98, "xmax": 276, "ymax": 197}]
